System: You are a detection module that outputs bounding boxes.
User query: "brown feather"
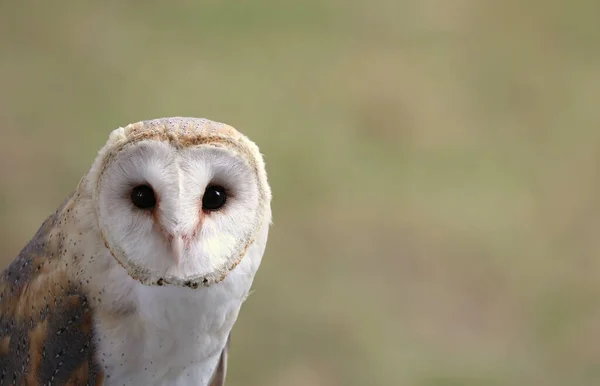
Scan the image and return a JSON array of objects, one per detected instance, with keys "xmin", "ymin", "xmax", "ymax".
[{"xmin": 0, "ymin": 199, "xmax": 104, "ymax": 385}]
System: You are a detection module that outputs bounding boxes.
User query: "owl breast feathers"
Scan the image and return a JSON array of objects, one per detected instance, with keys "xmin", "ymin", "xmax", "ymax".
[{"xmin": 0, "ymin": 117, "xmax": 272, "ymax": 386}]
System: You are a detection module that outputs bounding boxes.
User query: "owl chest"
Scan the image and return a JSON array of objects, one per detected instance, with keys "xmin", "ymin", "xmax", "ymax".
[{"xmin": 94, "ymin": 286, "xmax": 241, "ymax": 386}]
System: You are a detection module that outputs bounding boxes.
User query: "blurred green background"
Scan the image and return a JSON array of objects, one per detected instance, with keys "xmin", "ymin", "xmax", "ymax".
[{"xmin": 1, "ymin": 1, "xmax": 599, "ymax": 385}]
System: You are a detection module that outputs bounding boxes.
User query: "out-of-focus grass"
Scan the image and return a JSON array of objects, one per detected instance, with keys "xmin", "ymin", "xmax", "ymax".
[{"xmin": 1, "ymin": 1, "xmax": 599, "ymax": 385}]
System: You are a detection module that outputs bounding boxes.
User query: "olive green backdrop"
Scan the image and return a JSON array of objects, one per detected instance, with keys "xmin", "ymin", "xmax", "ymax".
[{"xmin": 1, "ymin": 1, "xmax": 599, "ymax": 385}]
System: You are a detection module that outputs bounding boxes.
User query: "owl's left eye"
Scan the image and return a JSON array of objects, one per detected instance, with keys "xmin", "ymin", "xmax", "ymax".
[
  {"xmin": 202, "ymin": 185, "xmax": 227, "ymax": 211},
  {"xmin": 131, "ymin": 185, "xmax": 156, "ymax": 209}
]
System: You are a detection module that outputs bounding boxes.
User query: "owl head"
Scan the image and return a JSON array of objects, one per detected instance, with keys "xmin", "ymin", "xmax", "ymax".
[{"xmin": 85, "ymin": 117, "xmax": 272, "ymax": 288}]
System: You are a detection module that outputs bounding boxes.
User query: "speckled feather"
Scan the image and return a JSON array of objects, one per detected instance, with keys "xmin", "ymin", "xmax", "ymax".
[
  {"xmin": 0, "ymin": 197, "xmax": 104, "ymax": 385},
  {"xmin": 0, "ymin": 117, "xmax": 271, "ymax": 386}
]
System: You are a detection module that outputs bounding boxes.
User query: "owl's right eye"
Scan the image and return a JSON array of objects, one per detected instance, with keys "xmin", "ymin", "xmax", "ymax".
[{"xmin": 130, "ymin": 185, "xmax": 156, "ymax": 209}]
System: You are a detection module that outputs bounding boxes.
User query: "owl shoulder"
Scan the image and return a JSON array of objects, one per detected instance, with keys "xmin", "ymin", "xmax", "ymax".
[{"xmin": 0, "ymin": 198, "xmax": 104, "ymax": 385}]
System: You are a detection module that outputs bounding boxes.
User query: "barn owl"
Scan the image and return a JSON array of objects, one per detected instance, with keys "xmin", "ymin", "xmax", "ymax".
[{"xmin": 0, "ymin": 117, "xmax": 272, "ymax": 385}]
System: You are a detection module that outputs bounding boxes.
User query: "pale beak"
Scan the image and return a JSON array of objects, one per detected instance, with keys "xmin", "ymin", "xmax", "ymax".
[{"xmin": 171, "ymin": 235, "xmax": 184, "ymax": 265}]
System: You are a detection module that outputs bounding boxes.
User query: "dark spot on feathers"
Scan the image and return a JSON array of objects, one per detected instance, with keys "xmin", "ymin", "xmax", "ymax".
[
  {"xmin": 0, "ymin": 194, "xmax": 103, "ymax": 384},
  {"xmin": 184, "ymin": 281, "xmax": 199, "ymax": 289}
]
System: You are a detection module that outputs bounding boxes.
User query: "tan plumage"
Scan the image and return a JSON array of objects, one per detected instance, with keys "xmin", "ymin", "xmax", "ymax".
[
  {"xmin": 0, "ymin": 117, "xmax": 272, "ymax": 385},
  {"xmin": 0, "ymin": 195, "xmax": 105, "ymax": 384}
]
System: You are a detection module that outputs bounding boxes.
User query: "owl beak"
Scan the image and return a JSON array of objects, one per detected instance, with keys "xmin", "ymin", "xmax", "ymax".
[{"xmin": 171, "ymin": 235, "xmax": 184, "ymax": 265}]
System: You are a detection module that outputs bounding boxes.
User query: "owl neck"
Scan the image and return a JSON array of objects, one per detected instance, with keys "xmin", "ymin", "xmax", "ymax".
[{"xmin": 81, "ymin": 237, "xmax": 259, "ymax": 385}]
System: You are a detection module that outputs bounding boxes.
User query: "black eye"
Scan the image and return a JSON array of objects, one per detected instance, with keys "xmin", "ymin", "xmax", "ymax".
[
  {"xmin": 131, "ymin": 185, "xmax": 156, "ymax": 209},
  {"xmin": 202, "ymin": 185, "xmax": 227, "ymax": 211}
]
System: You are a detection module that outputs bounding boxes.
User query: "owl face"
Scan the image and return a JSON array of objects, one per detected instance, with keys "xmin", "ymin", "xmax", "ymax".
[{"xmin": 91, "ymin": 119, "xmax": 270, "ymax": 288}]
